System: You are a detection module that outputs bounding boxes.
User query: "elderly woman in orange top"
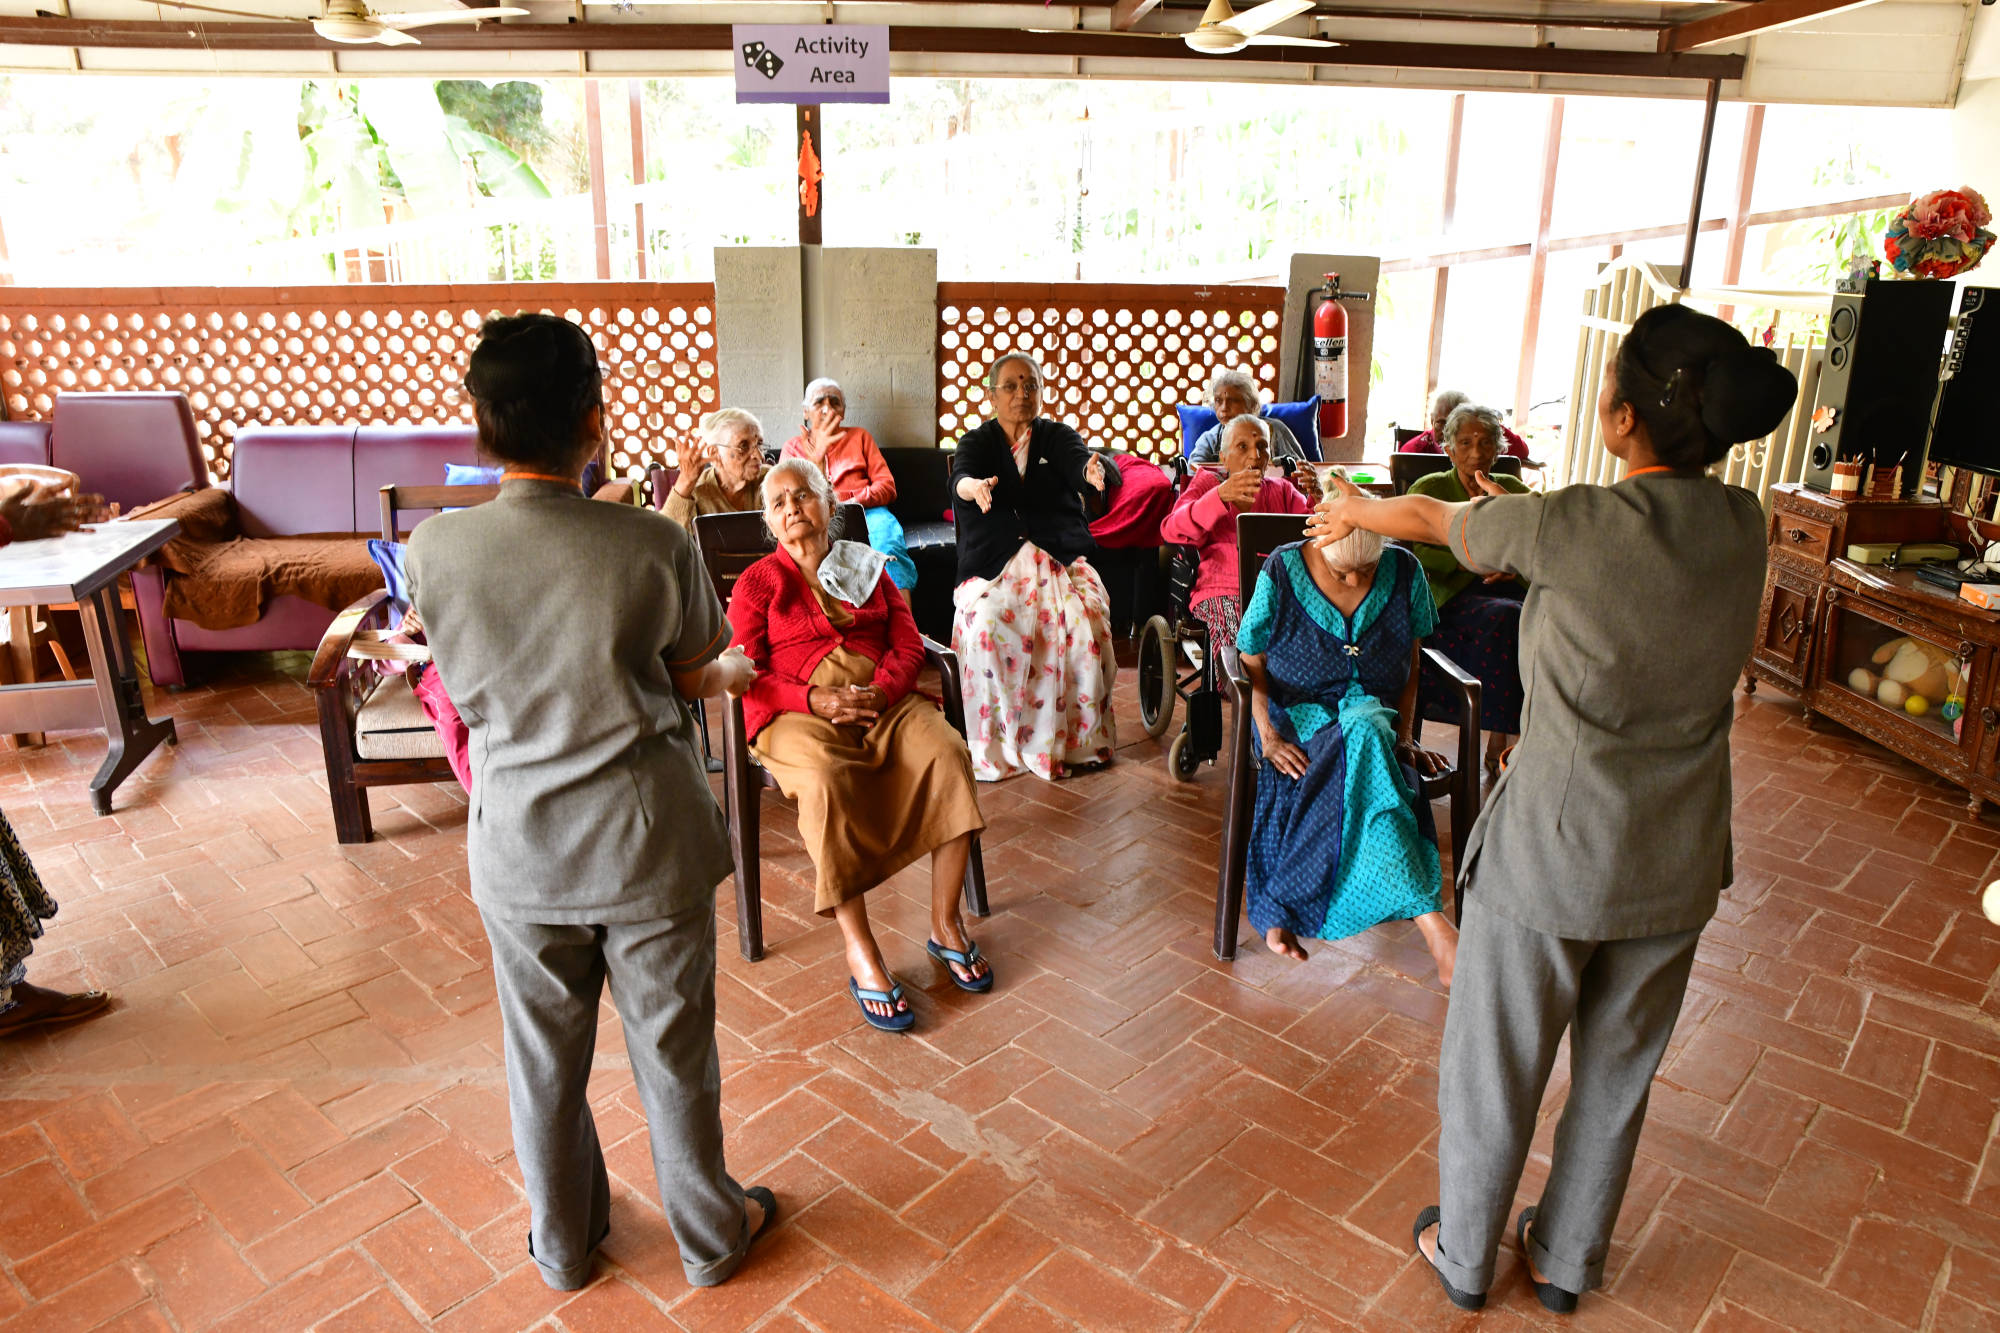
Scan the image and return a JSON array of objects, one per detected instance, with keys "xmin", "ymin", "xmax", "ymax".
[{"xmin": 781, "ymin": 377, "xmax": 917, "ymax": 592}]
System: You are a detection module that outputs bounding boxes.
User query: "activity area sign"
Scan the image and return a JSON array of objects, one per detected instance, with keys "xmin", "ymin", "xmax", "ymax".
[{"xmin": 733, "ymin": 25, "xmax": 890, "ymax": 104}]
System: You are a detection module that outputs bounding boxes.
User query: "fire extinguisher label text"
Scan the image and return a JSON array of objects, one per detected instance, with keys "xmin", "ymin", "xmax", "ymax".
[{"xmin": 1313, "ymin": 337, "xmax": 1347, "ymax": 358}]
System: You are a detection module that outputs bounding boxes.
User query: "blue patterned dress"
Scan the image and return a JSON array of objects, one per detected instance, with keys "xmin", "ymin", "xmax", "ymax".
[{"xmin": 1237, "ymin": 543, "xmax": 1443, "ymax": 940}]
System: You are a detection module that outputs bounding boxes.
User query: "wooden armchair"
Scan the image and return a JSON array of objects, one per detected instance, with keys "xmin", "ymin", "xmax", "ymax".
[
  {"xmin": 308, "ymin": 484, "xmax": 501, "ymax": 844},
  {"xmin": 1212, "ymin": 513, "xmax": 1484, "ymax": 959},
  {"xmin": 691, "ymin": 507, "xmax": 990, "ymax": 962}
]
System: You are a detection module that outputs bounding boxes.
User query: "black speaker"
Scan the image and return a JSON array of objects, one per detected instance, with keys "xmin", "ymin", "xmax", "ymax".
[
  {"xmin": 1925, "ymin": 287, "xmax": 1998, "ymax": 475},
  {"xmin": 1802, "ymin": 277, "xmax": 1954, "ymax": 495}
]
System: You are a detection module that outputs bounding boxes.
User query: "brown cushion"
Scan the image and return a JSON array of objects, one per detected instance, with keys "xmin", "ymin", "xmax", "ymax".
[{"xmin": 159, "ymin": 534, "xmax": 383, "ymax": 630}]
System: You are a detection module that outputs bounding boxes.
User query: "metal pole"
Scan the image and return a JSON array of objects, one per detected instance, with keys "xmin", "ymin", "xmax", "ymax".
[{"xmin": 1679, "ymin": 78, "xmax": 1721, "ymax": 288}]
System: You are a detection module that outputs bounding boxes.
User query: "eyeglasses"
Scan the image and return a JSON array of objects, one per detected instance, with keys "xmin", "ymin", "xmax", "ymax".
[{"xmin": 717, "ymin": 438, "xmax": 762, "ymax": 457}]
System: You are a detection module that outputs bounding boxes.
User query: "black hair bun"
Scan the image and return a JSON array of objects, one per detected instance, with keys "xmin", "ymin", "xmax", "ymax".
[
  {"xmin": 1702, "ymin": 345, "xmax": 1799, "ymax": 445},
  {"xmin": 465, "ymin": 313, "xmax": 596, "ymax": 404}
]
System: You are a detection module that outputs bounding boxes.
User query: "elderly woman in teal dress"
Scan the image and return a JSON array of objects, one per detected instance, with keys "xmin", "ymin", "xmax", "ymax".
[{"xmin": 1237, "ymin": 516, "xmax": 1458, "ymax": 983}]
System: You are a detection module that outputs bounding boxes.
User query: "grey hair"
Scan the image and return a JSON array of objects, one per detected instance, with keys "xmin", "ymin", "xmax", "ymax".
[
  {"xmin": 1221, "ymin": 413, "xmax": 1271, "ymax": 451},
  {"xmin": 802, "ymin": 377, "xmax": 844, "ymax": 410},
  {"xmin": 1441, "ymin": 403, "xmax": 1505, "ymax": 452},
  {"xmin": 987, "ymin": 352, "xmax": 1043, "ymax": 390},
  {"xmin": 760, "ymin": 456, "xmax": 845, "ymax": 543},
  {"xmin": 1430, "ymin": 388, "xmax": 1471, "ymax": 421},
  {"xmin": 700, "ymin": 406, "xmax": 762, "ymax": 445},
  {"xmin": 1206, "ymin": 367, "xmax": 1261, "ymax": 410},
  {"xmin": 1318, "ymin": 512, "xmax": 1386, "ymax": 572}
]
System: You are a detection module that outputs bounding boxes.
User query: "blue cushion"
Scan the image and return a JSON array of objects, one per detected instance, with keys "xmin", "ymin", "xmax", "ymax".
[
  {"xmin": 444, "ymin": 462, "xmax": 503, "ymax": 487},
  {"xmin": 1174, "ymin": 397, "xmax": 1322, "ymax": 460},
  {"xmin": 366, "ymin": 539, "xmax": 411, "ymax": 630}
]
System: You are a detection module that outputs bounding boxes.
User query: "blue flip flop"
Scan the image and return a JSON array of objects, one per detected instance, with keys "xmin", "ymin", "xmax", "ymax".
[
  {"xmin": 927, "ymin": 938, "xmax": 995, "ymax": 993},
  {"xmin": 849, "ymin": 978, "xmax": 914, "ymax": 1032}
]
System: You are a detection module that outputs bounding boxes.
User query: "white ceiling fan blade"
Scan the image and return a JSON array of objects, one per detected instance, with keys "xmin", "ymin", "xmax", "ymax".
[
  {"xmin": 372, "ymin": 24, "xmax": 420, "ymax": 43},
  {"xmin": 150, "ymin": 0, "xmax": 314, "ymax": 20},
  {"xmin": 1225, "ymin": 0, "xmax": 1314, "ymax": 37},
  {"xmin": 378, "ymin": 6, "xmax": 527, "ymax": 27},
  {"xmin": 1244, "ymin": 33, "xmax": 1340, "ymax": 47}
]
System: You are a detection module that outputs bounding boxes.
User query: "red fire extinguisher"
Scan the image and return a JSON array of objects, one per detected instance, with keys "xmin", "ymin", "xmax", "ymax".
[{"xmin": 1306, "ymin": 273, "xmax": 1372, "ymax": 442}]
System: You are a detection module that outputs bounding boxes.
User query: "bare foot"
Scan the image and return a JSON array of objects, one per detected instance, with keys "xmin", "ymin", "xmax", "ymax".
[
  {"xmin": 1264, "ymin": 926, "xmax": 1309, "ymax": 961},
  {"xmin": 1414, "ymin": 912, "xmax": 1458, "ymax": 990},
  {"xmin": 1418, "ymin": 1218, "xmax": 1441, "ymax": 1264},
  {"xmin": 1521, "ymin": 1215, "xmax": 1551, "ymax": 1285},
  {"xmin": 930, "ymin": 914, "xmax": 990, "ymax": 986},
  {"xmin": 846, "ymin": 948, "xmax": 907, "ymax": 1022},
  {"xmin": 745, "ymin": 1193, "xmax": 766, "ymax": 1236}
]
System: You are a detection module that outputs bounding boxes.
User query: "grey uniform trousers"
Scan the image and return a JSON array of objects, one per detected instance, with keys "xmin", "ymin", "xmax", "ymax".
[
  {"xmin": 482, "ymin": 901, "xmax": 753, "ymax": 1291},
  {"xmin": 1436, "ymin": 898, "xmax": 1703, "ymax": 1295}
]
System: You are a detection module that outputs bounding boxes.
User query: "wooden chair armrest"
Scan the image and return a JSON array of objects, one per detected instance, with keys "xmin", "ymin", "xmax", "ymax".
[
  {"xmin": 1219, "ymin": 642, "xmax": 1250, "ymax": 701},
  {"xmin": 1420, "ymin": 644, "xmax": 1483, "ymax": 777},
  {"xmin": 308, "ymin": 590, "xmax": 392, "ymax": 687},
  {"xmin": 921, "ymin": 635, "xmax": 971, "ymax": 736},
  {"xmin": 591, "ymin": 480, "xmax": 636, "ymax": 505}
]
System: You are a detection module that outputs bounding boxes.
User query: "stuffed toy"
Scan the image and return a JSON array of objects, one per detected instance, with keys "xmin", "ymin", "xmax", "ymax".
[{"xmin": 1851, "ymin": 637, "xmax": 1962, "ymax": 716}]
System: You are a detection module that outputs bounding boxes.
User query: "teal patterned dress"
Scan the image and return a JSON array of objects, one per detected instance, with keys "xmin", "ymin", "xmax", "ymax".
[{"xmin": 1237, "ymin": 543, "xmax": 1443, "ymax": 941}]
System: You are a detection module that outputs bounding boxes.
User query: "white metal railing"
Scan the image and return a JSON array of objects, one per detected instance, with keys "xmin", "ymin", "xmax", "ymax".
[{"xmin": 1559, "ymin": 258, "xmax": 1830, "ymax": 508}]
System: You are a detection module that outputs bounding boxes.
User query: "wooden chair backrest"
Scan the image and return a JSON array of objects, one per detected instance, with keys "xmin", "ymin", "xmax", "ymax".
[
  {"xmin": 693, "ymin": 501, "xmax": 867, "ymax": 608},
  {"xmin": 1234, "ymin": 513, "xmax": 1310, "ymax": 608},
  {"xmin": 1393, "ymin": 426, "xmax": 1424, "ymax": 447},
  {"xmin": 379, "ymin": 483, "xmax": 503, "ymax": 541},
  {"xmin": 1388, "ymin": 453, "xmax": 1521, "ymax": 497}
]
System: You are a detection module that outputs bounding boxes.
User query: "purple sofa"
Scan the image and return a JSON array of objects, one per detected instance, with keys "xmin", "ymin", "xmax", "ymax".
[{"xmin": 131, "ymin": 424, "xmax": 639, "ymax": 688}]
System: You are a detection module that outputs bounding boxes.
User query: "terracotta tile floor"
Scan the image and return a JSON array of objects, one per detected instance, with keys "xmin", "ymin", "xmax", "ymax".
[{"xmin": 1, "ymin": 652, "xmax": 1998, "ymax": 1332}]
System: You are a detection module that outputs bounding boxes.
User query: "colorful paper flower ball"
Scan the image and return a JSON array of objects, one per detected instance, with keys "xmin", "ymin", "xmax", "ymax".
[{"xmin": 1883, "ymin": 187, "xmax": 1995, "ymax": 279}]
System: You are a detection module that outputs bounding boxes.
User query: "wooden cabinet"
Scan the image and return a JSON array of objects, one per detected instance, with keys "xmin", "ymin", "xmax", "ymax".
[{"xmin": 1745, "ymin": 484, "xmax": 2000, "ymax": 814}]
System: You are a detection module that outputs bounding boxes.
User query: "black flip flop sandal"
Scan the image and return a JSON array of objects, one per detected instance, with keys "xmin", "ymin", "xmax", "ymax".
[
  {"xmin": 745, "ymin": 1185, "xmax": 779, "ymax": 1247},
  {"xmin": 1413, "ymin": 1205, "xmax": 1487, "ymax": 1311},
  {"xmin": 1516, "ymin": 1206, "xmax": 1579, "ymax": 1313}
]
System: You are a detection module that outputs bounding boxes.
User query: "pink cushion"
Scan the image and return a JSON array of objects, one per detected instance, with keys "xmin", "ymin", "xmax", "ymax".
[
  {"xmin": 353, "ymin": 425, "xmax": 491, "ymax": 537},
  {"xmin": 51, "ymin": 392, "xmax": 206, "ymax": 512},
  {"xmin": 232, "ymin": 426, "xmax": 358, "ymax": 537},
  {"xmin": 172, "ymin": 594, "xmax": 337, "ymax": 652},
  {"xmin": 1089, "ymin": 453, "xmax": 1177, "ymax": 550},
  {"xmin": 0, "ymin": 422, "xmax": 51, "ymax": 468}
]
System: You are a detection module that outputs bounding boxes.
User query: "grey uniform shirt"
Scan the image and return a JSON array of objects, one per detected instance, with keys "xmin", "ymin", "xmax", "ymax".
[
  {"xmin": 409, "ymin": 480, "xmax": 733, "ymax": 924},
  {"xmin": 1446, "ymin": 473, "xmax": 1767, "ymax": 940}
]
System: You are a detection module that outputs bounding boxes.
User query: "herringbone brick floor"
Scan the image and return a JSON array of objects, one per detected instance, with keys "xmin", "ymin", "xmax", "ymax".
[{"xmin": 1, "ymin": 653, "xmax": 1997, "ymax": 1331}]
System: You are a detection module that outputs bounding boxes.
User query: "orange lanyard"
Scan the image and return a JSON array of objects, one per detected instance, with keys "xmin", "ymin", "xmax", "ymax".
[
  {"xmin": 501, "ymin": 470, "xmax": 579, "ymax": 487},
  {"xmin": 1623, "ymin": 465, "xmax": 1678, "ymax": 480}
]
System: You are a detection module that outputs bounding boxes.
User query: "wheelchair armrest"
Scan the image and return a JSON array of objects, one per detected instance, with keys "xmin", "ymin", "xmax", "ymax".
[{"xmin": 1219, "ymin": 642, "xmax": 1251, "ymax": 704}]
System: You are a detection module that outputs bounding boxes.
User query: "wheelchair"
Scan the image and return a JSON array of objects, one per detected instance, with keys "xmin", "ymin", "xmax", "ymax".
[{"xmin": 1137, "ymin": 543, "xmax": 1226, "ymax": 783}]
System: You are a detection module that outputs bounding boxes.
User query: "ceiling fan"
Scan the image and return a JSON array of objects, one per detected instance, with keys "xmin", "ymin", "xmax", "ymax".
[
  {"xmin": 147, "ymin": 0, "xmax": 529, "ymax": 45},
  {"xmin": 1040, "ymin": 0, "xmax": 1340, "ymax": 55}
]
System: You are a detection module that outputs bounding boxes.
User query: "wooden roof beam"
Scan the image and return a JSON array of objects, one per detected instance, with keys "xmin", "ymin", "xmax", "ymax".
[
  {"xmin": 0, "ymin": 17, "xmax": 1748, "ymax": 80},
  {"xmin": 1111, "ymin": 0, "xmax": 1165, "ymax": 29},
  {"xmin": 1659, "ymin": 0, "xmax": 1884, "ymax": 52}
]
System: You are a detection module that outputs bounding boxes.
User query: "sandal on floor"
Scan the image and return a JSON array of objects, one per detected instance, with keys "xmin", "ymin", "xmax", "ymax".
[
  {"xmin": 745, "ymin": 1186, "xmax": 779, "ymax": 1246},
  {"xmin": 1516, "ymin": 1206, "xmax": 1579, "ymax": 1313},
  {"xmin": 1412, "ymin": 1206, "xmax": 1486, "ymax": 1311},
  {"xmin": 0, "ymin": 985, "xmax": 111, "ymax": 1039},
  {"xmin": 927, "ymin": 938, "xmax": 994, "ymax": 993},
  {"xmin": 848, "ymin": 978, "xmax": 914, "ymax": 1033}
]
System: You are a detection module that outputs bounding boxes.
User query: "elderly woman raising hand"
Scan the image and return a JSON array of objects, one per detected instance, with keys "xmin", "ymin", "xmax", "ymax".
[
  {"xmin": 951, "ymin": 352, "xmax": 1123, "ymax": 781},
  {"xmin": 729, "ymin": 458, "xmax": 990, "ymax": 1032}
]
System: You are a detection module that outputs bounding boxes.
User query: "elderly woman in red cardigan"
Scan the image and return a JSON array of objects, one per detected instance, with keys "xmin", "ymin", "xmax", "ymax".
[{"xmin": 728, "ymin": 457, "xmax": 990, "ymax": 1032}]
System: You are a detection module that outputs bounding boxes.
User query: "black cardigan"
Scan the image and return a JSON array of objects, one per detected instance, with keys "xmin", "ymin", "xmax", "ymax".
[{"xmin": 951, "ymin": 418, "xmax": 1123, "ymax": 583}]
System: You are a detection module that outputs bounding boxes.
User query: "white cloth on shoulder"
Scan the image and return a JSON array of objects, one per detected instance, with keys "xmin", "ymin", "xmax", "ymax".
[{"xmin": 817, "ymin": 538, "xmax": 889, "ymax": 606}]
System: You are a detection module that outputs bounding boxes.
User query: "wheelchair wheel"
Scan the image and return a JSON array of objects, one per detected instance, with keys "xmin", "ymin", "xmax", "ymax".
[
  {"xmin": 1167, "ymin": 729, "xmax": 1202, "ymax": 783},
  {"xmin": 1137, "ymin": 615, "xmax": 1177, "ymax": 740}
]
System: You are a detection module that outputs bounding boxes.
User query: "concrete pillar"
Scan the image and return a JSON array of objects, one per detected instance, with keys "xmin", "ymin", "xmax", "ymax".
[
  {"xmin": 1280, "ymin": 253, "xmax": 1382, "ymax": 464},
  {"xmin": 714, "ymin": 245, "xmax": 939, "ymax": 449}
]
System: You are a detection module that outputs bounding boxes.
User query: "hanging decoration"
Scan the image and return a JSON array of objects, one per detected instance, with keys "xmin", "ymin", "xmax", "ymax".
[{"xmin": 1881, "ymin": 187, "xmax": 1994, "ymax": 280}]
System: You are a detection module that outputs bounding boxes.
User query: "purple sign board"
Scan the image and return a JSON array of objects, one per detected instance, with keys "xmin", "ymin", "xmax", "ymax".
[{"xmin": 732, "ymin": 25, "xmax": 891, "ymax": 105}]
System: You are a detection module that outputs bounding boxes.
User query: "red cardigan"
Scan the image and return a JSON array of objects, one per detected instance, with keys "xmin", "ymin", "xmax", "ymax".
[{"xmin": 728, "ymin": 545, "xmax": 925, "ymax": 740}]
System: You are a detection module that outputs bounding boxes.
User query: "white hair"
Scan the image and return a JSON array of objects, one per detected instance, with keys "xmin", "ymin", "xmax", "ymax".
[
  {"xmin": 700, "ymin": 406, "xmax": 762, "ymax": 445},
  {"xmin": 802, "ymin": 377, "xmax": 844, "ymax": 410},
  {"xmin": 1318, "ymin": 508, "xmax": 1385, "ymax": 572},
  {"xmin": 1206, "ymin": 367, "xmax": 1261, "ymax": 410},
  {"xmin": 1221, "ymin": 413, "xmax": 1271, "ymax": 451},
  {"xmin": 1430, "ymin": 388, "xmax": 1471, "ymax": 421},
  {"xmin": 761, "ymin": 456, "xmax": 845, "ymax": 541},
  {"xmin": 1441, "ymin": 403, "xmax": 1505, "ymax": 453},
  {"xmin": 987, "ymin": 352, "xmax": 1043, "ymax": 389}
]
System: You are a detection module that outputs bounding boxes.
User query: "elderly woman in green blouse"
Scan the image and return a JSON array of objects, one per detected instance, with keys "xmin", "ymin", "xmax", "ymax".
[{"xmin": 1406, "ymin": 403, "xmax": 1529, "ymax": 775}]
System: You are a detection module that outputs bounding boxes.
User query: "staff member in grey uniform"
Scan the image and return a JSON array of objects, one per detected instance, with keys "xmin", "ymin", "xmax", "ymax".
[
  {"xmin": 1308, "ymin": 305, "xmax": 1797, "ymax": 1314},
  {"xmin": 410, "ymin": 314, "xmax": 776, "ymax": 1293}
]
